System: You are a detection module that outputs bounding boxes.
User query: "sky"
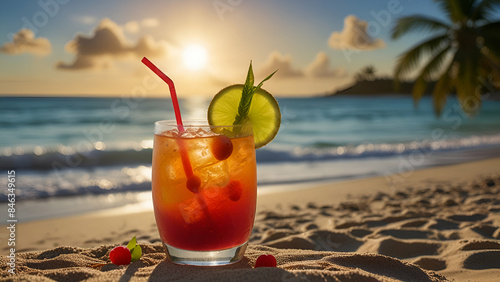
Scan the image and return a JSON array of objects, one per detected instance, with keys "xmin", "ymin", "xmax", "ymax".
[{"xmin": 0, "ymin": 0, "xmax": 452, "ymax": 97}]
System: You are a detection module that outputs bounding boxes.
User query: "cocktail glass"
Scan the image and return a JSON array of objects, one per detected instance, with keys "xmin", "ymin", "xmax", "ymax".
[{"xmin": 152, "ymin": 120, "xmax": 257, "ymax": 265}]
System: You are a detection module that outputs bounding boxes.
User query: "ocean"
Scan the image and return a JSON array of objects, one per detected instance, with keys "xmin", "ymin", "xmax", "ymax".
[{"xmin": 1, "ymin": 95, "xmax": 500, "ymax": 221}]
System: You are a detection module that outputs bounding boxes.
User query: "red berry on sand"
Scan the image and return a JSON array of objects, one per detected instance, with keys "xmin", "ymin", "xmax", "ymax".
[
  {"xmin": 225, "ymin": 180, "xmax": 242, "ymax": 201},
  {"xmin": 255, "ymin": 254, "xmax": 277, "ymax": 268},
  {"xmin": 110, "ymin": 246, "xmax": 132, "ymax": 265},
  {"xmin": 211, "ymin": 135, "xmax": 233, "ymax": 161}
]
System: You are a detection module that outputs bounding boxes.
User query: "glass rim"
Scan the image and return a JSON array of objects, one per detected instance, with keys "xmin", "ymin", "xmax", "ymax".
[
  {"xmin": 154, "ymin": 119, "xmax": 252, "ymax": 128},
  {"xmin": 154, "ymin": 119, "xmax": 253, "ymax": 138}
]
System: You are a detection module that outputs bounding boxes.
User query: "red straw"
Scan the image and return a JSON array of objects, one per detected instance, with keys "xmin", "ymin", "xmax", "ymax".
[
  {"xmin": 142, "ymin": 57, "xmax": 215, "ymax": 227},
  {"xmin": 142, "ymin": 57, "xmax": 199, "ymax": 192},
  {"xmin": 141, "ymin": 57, "xmax": 184, "ymax": 131}
]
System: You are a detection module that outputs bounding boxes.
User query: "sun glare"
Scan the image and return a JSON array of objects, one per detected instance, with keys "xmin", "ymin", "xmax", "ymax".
[{"xmin": 182, "ymin": 44, "xmax": 208, "ymax": 70}]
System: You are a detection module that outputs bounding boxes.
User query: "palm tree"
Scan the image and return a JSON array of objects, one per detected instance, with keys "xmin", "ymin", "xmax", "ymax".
[
  {"xmin": 355, "ymin": 65, "xmax": 377, "ymax": 82},
  {"xmin": 392, "ymin": 0, "xmax": 500, "ymax": 116},
  {"xmin": 363, "ymin": 65, "xmax": 376, "ymax": 81}
]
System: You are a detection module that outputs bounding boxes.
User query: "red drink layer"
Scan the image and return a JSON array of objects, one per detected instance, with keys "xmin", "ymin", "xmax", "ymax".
[{"xmin": 152, "ymin": 128, "xmax": 257, "ymax": 251}]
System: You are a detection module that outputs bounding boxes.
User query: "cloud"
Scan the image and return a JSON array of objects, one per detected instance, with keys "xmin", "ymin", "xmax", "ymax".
[
  {"xmin": 56, "ymin": 55, "xmax": 113, "ymax": 70},
  {"xmin": 0, "ymin": 29, "xmax": 51, "ymax": 56},
  {"xmin": 124, "ymin": 18, "xmax": 159, "ymax": 34},
  {"xmin": 57, "ymin": 18, "xmax": 166, "ymax": 70},
  {"xmin": 141, "ymin": 18, "xmax": 159, "ymax": 28},
  {"xmin": 259, "ymin": 51, "xmax": 302, "ymax": 78},
  {"xmin": 328, "ymin": 15, "xmax": 385, "ymax": 50},
  {"xmin": 305, "ymin": 52, "xmax": 346, "ymax": 77},
  {"xmin": 124, "ymin": 21, "xmax": 140, "ymax": 34}
]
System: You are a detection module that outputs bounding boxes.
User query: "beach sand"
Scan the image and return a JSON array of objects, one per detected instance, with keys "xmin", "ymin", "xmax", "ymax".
[{"xmin": 2, "ymin": 158, "xmax": 500, "ymax": 281}]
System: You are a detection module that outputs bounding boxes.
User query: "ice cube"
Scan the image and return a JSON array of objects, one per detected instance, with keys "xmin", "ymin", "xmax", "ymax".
[
  {"xmin": 177, "ymin": 127, "xmax": 217, "ymax": 138},
  {"xmin": 166, "ymin": 159, "xmax": 183, "ymax": 180},
  {"xmin": 161, "ymin": 127, "xmax": 220, "ymax": 138},
  {"xmin": 194, "ymin": 160, "xmax": 230, "ymax": 188},
  {"xmin": 187, "ymin": 137, "xmax": 216, "ymax": 168},
  {"xmin": 179, "ymin": 197, "xmax": 207, "ymax": 225},
  {"xmin": 227, "ymin": 141, "xmax": 250, "ymax": 175}
]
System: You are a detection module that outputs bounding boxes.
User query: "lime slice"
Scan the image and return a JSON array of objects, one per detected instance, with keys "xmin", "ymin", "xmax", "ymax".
[{"xmin": 208, "ymin": 84, "xmax": 281, "ymax": 148}]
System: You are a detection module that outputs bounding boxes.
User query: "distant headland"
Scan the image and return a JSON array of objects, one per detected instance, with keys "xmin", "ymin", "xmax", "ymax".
[{"xmin": 328, "ymin": 78, "xmax": 436, "ymax": 96}]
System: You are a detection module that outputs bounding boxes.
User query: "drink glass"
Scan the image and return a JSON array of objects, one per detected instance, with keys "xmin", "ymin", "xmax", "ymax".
[{"xmin": 152, "ymin": 120, "xmax": 257, "ymax": 265}]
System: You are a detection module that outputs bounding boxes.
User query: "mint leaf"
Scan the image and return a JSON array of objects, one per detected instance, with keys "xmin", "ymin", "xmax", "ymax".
[
  {"xmin": 126, "ymin": 236, "xmax": 137, "ymax": 250},
  {"xmin": 126, "ymin": 236, "xmax": 142, "ymax": 262},
  {"xmin": 233, "ymin": 62, "xmax": 277, "ymax": 125},
  {"xmin": 255, "ymin": 69, "xmax": 278, "ymax": 90},
  {"xmin": 130, "ymin": 245, "xmax": 142, "ymax": 262},
  {"xmin": 234, "ymin": 62, "xmax": 255, "ymax": 125}
]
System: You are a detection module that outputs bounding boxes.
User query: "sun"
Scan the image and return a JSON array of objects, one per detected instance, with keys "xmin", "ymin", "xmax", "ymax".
[{"xmin": 182, "ymin": 44, "xmax": 208, "ymax": 70}]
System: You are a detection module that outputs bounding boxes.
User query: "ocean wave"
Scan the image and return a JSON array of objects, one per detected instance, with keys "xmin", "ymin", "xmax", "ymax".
[
  {"xmin": 259, "ymin": 134, "xmax": 500, "ymax": 162},
  {"xmin": 2, "ymin": 134, "xmax": 500, "ymax": 171},
  {"xmin": 2, "ymin": 134, "xmax": 500, "ymax": 202},
  {"xmin": 0, "ymin": 118, "xmax": 137, "ymax": 127},
  {"xmin": 0, "ymin": 166, "xmax": 153, "ymax": 201},
  {"xmin": 0, "ymin": 147, "xmax": 152, "ymax": 170}
]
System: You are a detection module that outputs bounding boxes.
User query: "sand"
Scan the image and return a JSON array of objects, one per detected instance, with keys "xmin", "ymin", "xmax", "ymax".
[{"xmin": 1, "ymin": 158, "xmax": 500, "ymax": 281}]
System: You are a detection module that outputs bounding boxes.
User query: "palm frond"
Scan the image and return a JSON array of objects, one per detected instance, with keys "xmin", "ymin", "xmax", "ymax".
[
  {"xmin": 432, "ymin": 63, "xmax": 454, "ymax": 116},
  {"xmin": 412, "ymin": 45, "xmax": 453, "ymax": 106},
  {"xmin": 478, "ymin": 20, "xmax": 500, "ymax": 37},
  {"xmin": 434, "ymin": 0, "xmax": 476, "ymax": 23},
  {"xmin": 394, "ymin": 34, "xmax": 450, "ymax": 80},
  {"xmin": 487, "ymin": 69, "xmax": 500, "ymax": 91},
  {"xmin": 393, "ymin": 0, "xmax": 500, "ymax": 116},
  {"xmin": 458, "ymin": 0, "xmax": 480, "ymax": 20},
  {"xmin": 476, "ymin": 65, "xmax": 500, "ymax": 95},
  {"xmin": 420, "ymin": 45, "xmax": 453, "ymax": 80},
  {"xmin": 454, "ymin": 49, "xmax": 482, "ymax": 116},
  {"xmin": 412, "ymin": 75, "xmax": 428, "ymax": 106},
  {"xmin": 434, "ymin": 0, "xmax": 452, "ymax": 22},
  {"xmin": 480, "ymin": 45, "xmax": 500, "ymax": 72},
  {"xmin": 391, "ymin": 15, "xmax": 451, "ymax": 39},
  {"xmin": 472, "ymin": 0, "xmax": 500, "ymax": 20},
  {"xmin": 479, "ymin": 21, "xmax": 500, "ymax": 63}
]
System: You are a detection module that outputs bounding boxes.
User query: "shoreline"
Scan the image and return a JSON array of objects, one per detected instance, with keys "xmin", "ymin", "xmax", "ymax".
[
  {"xmin": 1, "ymin": 157, "xmax": 499, "ymax": 281},
  {"xmin": 257, "ymin": 156, "xmax": 500, "ymax": 210},
  {"xmin": 1, "ymin": 157, "xmax": 498, "ymax": 252},
  {"xmin": 3, "ymin": 146, "xmax": 500, "ymax": 223}
]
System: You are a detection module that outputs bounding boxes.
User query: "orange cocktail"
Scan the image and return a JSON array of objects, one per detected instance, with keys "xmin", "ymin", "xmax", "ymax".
[{"xmin": 152, "ymin": 120, "xmax": 256, "ymax": 265}]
